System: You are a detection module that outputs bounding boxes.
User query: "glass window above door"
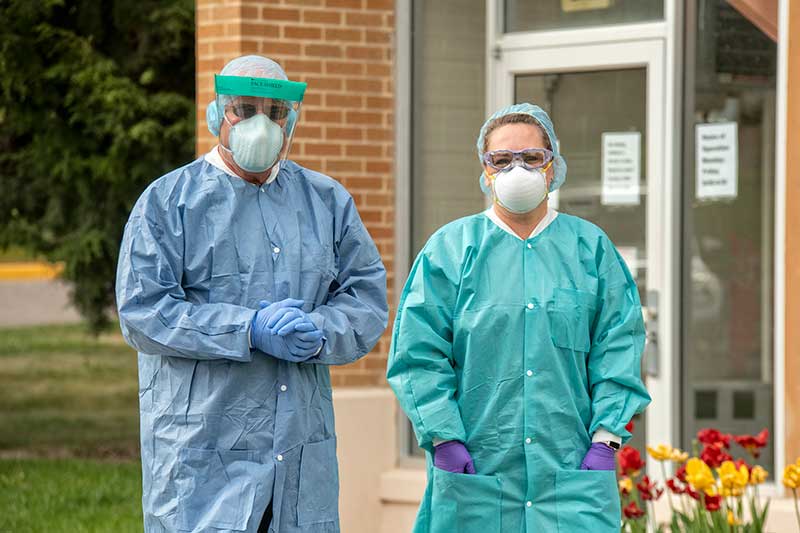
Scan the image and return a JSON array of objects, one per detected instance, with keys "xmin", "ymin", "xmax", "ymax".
[{"xmin": 504, "ymin": 0, "xmax": 663, "ymax": 33}]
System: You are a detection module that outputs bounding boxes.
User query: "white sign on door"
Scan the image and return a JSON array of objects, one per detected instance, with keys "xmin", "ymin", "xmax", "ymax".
[
  {"xmin": 601, "ymin": 132, "xmax": 641, "ymax": 206},
  {"xmin": 696, "ymin": 122, "xmax": 738, "ymax": 200},
  {"xmin": 616, "ymin": 246, "xmax": 639, "ymax": 274}
]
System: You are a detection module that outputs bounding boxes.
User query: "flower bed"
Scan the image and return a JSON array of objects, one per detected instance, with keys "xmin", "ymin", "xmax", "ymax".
[{"xmin": 618, "ymin": 423, "xmax": 800, "ymax": 532}]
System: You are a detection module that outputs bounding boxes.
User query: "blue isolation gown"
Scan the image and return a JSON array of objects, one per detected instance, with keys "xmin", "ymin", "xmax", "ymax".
[
  {"xmin": 116, "ymin": 156, "xmax": 388, "ymax": 533},
  {"xmin": 387, "ymin": 210, "xmax": 650, "ymax": 533}
]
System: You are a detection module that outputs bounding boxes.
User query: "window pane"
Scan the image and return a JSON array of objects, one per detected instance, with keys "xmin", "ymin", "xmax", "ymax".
[
  {"xmin": 411, "ymin": 0, "xmax": 487, "ymax": 258},
  {"xmin": 682, "ymin": 0, "xmax": 776, "ymax": 471},
  {"xmin": 407, "ymin": 0, "xmax": 487, "ymax": 457},
  {"xmin": 504, "ymin": 0, "xmax": 663, "ymax": 33}
]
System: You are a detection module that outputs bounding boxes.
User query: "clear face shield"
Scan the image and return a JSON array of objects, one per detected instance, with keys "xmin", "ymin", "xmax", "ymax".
[{"xmin": 206, "ymin": 75, "xmax": 307, "ymax": 174}]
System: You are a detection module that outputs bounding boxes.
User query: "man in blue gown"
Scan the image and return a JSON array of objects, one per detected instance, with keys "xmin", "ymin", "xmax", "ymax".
[{"xmin": 116, "ymin": 55, "xmax": 388, "ymax": 533}]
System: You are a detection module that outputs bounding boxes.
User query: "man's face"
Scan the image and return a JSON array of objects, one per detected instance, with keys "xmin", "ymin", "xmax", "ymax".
[
  {"xmin": 218, "ymin": 96, "xmax": 290, "ymax": 181},
  {"xmin": 219, "ymin": 96, "xmax": 290, "ymax": 150}
]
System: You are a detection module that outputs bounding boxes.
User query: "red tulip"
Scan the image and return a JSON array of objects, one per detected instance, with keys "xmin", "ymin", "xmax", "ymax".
[
  {"xmin": 675, "ymin": 464, "xmax": 687, "ymax": 483},
  {"xmin": 636, "ymin": 475, "xmax": 664, "ymax": 501},
  {"xmin": 734, "ymin": 429, "xmax": 769, "ymax": 458},
  {"xmin": 697, "ymin": 428, "xmax": 731, "ymax": 448},
  {"xmin": 686, "ymin": 486, "xmax": 701, "ymax": 501},
  {"xmin": 704, "ymin": 493, "xmax": 722, "ymax": 512},
  {"xmin": 701, "ymin": 443, "xmax": 732, "ymax": 468},
  {"xmin": 623, "ymin": 501, "xmax": 646, "ymax": 519},
  {"xmin": 666, "ymin": 478, "xmax": 685, "ymax": 495},
  {"xmin": 625, "ymin": 419, "xmax": 635, "ymax": 434},
  {"xmin": 618, "ymin": 446, "xmax": 645, "ymax": 475}
]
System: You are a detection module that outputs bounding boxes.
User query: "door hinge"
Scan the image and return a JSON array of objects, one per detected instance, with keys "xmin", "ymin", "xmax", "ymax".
[{"xmin": 492, "ymin": 45, "xmax": 502, "ymax": 61}]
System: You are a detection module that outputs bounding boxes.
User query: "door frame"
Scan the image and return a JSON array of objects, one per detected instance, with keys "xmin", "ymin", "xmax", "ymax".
[{"xmin": 486, "ymin": 1, "xmax": 682, "ymax": 476}]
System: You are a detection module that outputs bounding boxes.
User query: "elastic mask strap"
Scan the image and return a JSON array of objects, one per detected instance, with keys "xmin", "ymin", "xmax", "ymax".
[{"xmin": 487, "ymin": 172, "xmax": 503, "ymax": 209}]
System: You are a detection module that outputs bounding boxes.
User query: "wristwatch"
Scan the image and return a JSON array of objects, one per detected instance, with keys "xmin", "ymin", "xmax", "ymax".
[{"xmin": 603, "ymin": 440, "xmax": 621, "ymax": 451}]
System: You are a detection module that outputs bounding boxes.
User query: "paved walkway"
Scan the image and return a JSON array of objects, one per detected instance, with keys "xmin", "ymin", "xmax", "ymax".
[{"xmin": 0, "ymin": 262, "xmax": 82, "ymax": 326}]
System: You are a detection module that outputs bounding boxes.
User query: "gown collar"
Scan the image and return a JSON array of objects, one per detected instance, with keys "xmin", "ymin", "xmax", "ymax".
[
  {"xmin": 204, "ymin": 145, "xmax": 281, "ymax": 186},
  {"xmin": 483, "ymin": 205, "xmax": 559, "ymax": 241}
]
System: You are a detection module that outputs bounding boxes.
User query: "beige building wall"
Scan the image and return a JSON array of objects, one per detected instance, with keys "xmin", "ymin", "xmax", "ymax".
[{"xmin": 783, "ymin": 0, "xmax": 800, "ymax": 474}]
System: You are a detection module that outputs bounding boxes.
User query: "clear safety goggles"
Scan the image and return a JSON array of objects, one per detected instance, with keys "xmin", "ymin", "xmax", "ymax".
[{"xmin": 483, "ymin": 148, "xmax": 554, "ymax": 172}]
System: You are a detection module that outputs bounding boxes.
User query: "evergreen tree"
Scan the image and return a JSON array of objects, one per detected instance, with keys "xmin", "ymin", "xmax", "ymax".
[{"xmin": 0, "ymin": 0, "xmax": 195, "ymax": 331}]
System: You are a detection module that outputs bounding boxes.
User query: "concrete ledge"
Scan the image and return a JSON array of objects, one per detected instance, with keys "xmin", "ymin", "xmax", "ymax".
[
  {"xmin": 332, "ymin": 386, "xmax": 395, "ymax": 401},
  {"xmin": 380, "ymin": 468, "xmax": 426, "ymax": 503},
  {"xmin": 332, "ymin": 387, "xmax": 397, "ymax": 533},
  {"xmin": 379, "ymin": 467, "xmax": 425, "ymax": 533}
]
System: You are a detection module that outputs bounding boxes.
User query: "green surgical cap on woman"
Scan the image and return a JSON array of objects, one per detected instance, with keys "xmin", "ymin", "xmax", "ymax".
[{"xmin": 476, "ymin": 103, "xmax": 568, "ymax": 194}]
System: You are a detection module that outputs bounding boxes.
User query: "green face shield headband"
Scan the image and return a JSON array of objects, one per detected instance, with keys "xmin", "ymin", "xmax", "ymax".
[
  {"xmin": 207, "ymin": 74, "xmax": 309, "ymax": 172},
  {"xmin": 214, "ymin": 75, "xmax": 307, "ymax": 102}
]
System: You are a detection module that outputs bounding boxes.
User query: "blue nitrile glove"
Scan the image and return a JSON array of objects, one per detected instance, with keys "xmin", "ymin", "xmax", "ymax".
[
  {"xmin": 261, "ymin": 300, "xmax": 325, "ymax": 357},
  {"xmin": 580, "ymin": 442, "xmax": 616, "ymax": 470},
  {"xmin": 251, "ymin": 300, "xmax": 323, "ymax": 362}
]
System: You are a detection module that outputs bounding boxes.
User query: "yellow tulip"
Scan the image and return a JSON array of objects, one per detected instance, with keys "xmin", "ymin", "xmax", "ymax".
[
  {"xmin": 783, "ymin": 463, "xmax": 800, "ymax": 489},
  {"xmin": 686, "ymin": 458, "xmax": 715, "ymax": 492},
  {"xmin": 619, "ymin": 476, "xmax": 633, "ymax": 494},
  {"xmin": 750, "ymin": 465, "xmax": 768, "ymax": 485},
  {"xmin": 721, "ymin": 485, "xmax": 744, "ymax": 498},
  {"xmin": 670, "ymin": 448, "xmax": 689, "ymax": 463},
  {"xmin": 647, "ymin": 444, "xmax": 673, "ymax": 461},
  {"xmin": 727, "ymin": 510, "xmax": 742, "ymax": 526},
  {"xmin": 718, "ymin": 461, "xmax": 749, "ymax": 492}
]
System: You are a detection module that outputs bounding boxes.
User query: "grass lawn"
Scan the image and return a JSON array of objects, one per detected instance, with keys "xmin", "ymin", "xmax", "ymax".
[
  {"xmin": 0, "ymin": 458, "xmax": 142, "ymax": 533},
  {"xmin": 0, "ymin": 324, "xmax": 140, "ymax": 457},
  {"xmin": 0, "ymin": 323, "xmax": 143, "ymax": 530}
]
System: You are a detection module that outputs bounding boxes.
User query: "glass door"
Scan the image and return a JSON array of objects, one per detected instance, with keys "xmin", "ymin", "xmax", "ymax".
[
  {"xmin": 495, "ymin": 39, "xmax": 672, "ymax": 462},
  {"xmin": 681, "ymin": 0, "xmax": 777, "ymax": 472}
]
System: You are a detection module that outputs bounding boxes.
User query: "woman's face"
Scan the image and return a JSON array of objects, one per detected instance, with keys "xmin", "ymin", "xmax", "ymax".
[{"xmin": 482, "ymin": 123, "xmax": 555, "ymax": 191}]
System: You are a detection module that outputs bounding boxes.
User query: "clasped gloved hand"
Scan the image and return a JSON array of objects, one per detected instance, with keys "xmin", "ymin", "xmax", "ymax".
[
  {"xmin": 433, "ymin": 441, "xmax": 476, "ymax": 474},
  {"xmin": 250, "ymin": 299, "xmax": 324, "ymax": 362},
  {"xmin": 580, "ymin": 442, "xmax": 616, "ymax": 470}
]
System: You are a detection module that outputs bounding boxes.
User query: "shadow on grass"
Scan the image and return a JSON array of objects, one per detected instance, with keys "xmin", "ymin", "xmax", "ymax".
[{"xmin": 0, "ymin": 323, "xmax": 140, "ymax": 459}]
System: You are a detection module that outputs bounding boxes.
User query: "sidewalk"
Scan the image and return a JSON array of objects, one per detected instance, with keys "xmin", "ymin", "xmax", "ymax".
[{"xmin": 0, "ymin": 262, "xmax": 81, "ymax": 326}]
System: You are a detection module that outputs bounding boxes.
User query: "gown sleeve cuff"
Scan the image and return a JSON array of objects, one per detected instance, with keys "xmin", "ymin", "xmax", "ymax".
[{"xmin": 592, "ymin": 428, "xmax": 622, "ymax": 445}]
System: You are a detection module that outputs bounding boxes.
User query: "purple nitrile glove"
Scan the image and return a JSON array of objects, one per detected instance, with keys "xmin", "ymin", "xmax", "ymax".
[
  {"xmin": 434, "ymin": 441, "xmax": 476, "ymax": 474},
  {"xmin": 580, "ymin": 442, "xmax": 617, "ymax": 470}
]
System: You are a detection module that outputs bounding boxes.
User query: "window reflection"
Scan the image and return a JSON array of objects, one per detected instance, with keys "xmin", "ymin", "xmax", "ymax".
[
  {"xmin": 682, "ymin": 0, "xmax": 777, "ymax": 471},
  {"xmin": 504, "ymin": 0, "xmax": 663, "ymax": 33}
]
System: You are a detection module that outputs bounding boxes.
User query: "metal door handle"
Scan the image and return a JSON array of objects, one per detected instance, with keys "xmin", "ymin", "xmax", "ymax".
[{"xmin": 644, "ymin": 290, "xmax": 659, "ymax": 377}]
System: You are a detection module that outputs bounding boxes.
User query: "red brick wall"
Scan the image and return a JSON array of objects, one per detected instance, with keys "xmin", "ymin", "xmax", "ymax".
[{"xmin": 196, "ymin": 0, "xmax": 396, "ymax": 387}]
